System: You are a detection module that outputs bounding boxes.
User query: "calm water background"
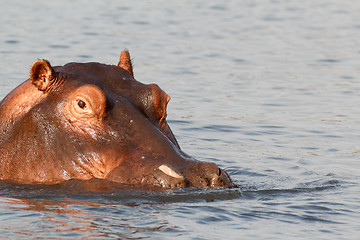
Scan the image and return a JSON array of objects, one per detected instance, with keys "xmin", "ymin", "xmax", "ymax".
[{"xmin": 1, "ymin": 0, "xmax": 360, "ymax": 239}]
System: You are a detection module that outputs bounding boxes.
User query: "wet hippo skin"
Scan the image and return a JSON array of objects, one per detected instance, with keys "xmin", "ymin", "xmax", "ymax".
[{"xmin": 0, "ymin": 51, "xmax": 234, "ymax": 189}]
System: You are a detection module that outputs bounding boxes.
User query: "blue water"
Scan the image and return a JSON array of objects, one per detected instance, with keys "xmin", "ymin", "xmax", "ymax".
[{"xmin": 1, "ymin": 0, "xmax": 360, "ymax": 239}]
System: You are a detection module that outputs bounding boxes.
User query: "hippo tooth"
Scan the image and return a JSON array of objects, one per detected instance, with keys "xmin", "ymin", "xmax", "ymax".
[{"xmin": 158, "ymin": 165, "xmax": 184, "ymax": 179}]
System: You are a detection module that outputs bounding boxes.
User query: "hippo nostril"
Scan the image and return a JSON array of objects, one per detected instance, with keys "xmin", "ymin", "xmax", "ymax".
[{"xmin": 217, "ymin": 168, "xmax": 222, "ymax": 176}]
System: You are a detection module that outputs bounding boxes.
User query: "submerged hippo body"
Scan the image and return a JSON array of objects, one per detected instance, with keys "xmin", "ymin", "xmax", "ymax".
[{"xmin": 0, "ymin": 51, "xmax": 234, "ymax": 189}]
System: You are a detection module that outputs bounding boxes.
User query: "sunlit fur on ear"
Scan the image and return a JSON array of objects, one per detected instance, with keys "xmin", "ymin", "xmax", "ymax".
[{"xmin": 30, "ymin": 59, "xmax": 58, "ymax": 91}]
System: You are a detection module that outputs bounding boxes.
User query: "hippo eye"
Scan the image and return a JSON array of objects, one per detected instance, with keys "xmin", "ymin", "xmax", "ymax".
[{"xmin": 77, "ymin": 100, "xmax": 86, "ymax": 109}]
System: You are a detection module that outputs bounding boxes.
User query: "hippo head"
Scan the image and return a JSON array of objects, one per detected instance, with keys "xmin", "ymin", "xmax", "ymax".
[{"xmin": 0, "ymin": 51, "xmax": 234, "ymax": 189}]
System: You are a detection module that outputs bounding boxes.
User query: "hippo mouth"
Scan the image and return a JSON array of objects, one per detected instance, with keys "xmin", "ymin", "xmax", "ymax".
[
  {"xmin": 151, "ymin": 164, "xmax": 234, "ymax": 189},
  {"xmin": 106, "ymin": 160, "xmax": 235, "ymax": 189}
]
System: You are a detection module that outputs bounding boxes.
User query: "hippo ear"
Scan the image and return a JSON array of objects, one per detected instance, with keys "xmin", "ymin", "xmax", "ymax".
[
  {"xmin": 30, "ymin": 60, "xmax": 58, "ymax": 91},
  {"xmin": 117, "ymin": 50, "xmax": 134, "ymax": 77},
  {"xmin": 150, "ymin": 84, "xmax": 171, "ymax": 123}
]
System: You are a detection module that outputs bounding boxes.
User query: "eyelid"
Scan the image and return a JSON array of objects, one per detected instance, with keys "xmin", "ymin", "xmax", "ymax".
[{"xmin": 67, "ymin": 84, "xmax": 107, "ymax": 121}]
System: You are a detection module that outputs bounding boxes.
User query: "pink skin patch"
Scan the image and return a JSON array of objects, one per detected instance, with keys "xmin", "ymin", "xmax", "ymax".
[{"xmin": 158, "ymin": 165, "xmax": 185, "ymax": 179}]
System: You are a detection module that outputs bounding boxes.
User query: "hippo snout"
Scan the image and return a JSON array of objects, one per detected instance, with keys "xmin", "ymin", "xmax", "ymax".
[
  {"xmin": 187, "ymin": 162, "xmax": 234, "ymax": 188},
  {"xmin": 210, "ymin": 167, "xmax": 233, "ymax": 188},
  {"xmin": 156, "ymin": 162, "xmax": 234, "ymax": 189}
]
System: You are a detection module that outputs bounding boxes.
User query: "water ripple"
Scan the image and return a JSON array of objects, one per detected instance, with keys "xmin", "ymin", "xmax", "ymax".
[{"xmin": 0, "ymin": 181, "xmax": 242, "ymax": 204}]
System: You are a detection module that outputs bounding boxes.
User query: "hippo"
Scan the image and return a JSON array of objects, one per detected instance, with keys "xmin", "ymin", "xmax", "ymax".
[{"xmin": 0, "ymin": 51, "xmax": 234, "ymax": 189}]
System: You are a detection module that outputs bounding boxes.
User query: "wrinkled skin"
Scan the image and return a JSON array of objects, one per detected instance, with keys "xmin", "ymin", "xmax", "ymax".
[{"xmin": 0, "ymin": 51, "xmax": 234, "ymax": 189}]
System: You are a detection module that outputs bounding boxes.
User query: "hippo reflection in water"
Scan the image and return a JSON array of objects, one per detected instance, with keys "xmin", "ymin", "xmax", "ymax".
[{"xmin": 0, "ymin": 51, "xmax": 234, "ymax": 189}]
